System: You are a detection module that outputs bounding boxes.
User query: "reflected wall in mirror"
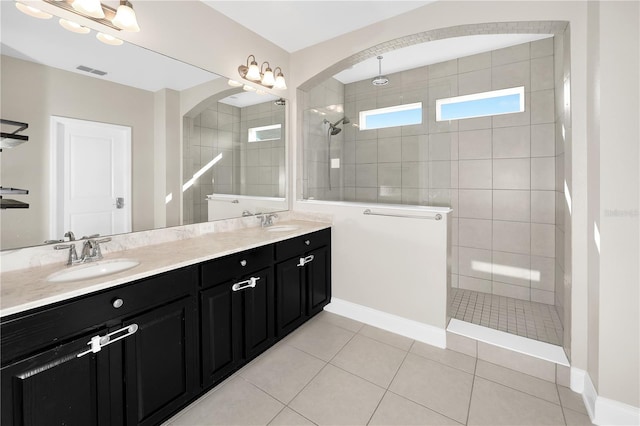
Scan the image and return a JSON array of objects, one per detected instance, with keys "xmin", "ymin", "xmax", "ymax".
[
  {"xmin": 0, "ymin": 1, "xmax": 288, "ymax": 251},
  {"xmin": 182, "ymin": 91, "xmax": 286, "ymax": 223}
]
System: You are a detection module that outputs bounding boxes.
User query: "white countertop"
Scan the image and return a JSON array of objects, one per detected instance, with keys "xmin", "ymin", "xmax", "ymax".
[{"xmin": 0, "ymin": 220, "xmax": 330, "ymax": 318}]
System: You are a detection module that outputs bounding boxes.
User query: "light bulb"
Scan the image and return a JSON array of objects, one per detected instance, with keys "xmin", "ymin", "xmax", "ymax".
[
  {"xmin": 15, "ymin": 2, "xmax": 52, "ymax": 19},
  {"xmin": 112, "ymin": 2, "xmax": 140, "ymax": 32},
  {"xmin": 243, "ymin": 85, "xmax": 257, "ymax": 92},
  {"xmin": 273, "ymin": 72, "xmax": 287, "ymax": 90},
  {"xmin": 96, "ymin": 32, "xmax": 123, "ymax": 46},
  {"xmin": 59, "ymin": 19, "xmax": 90, "ymax": 34},
  {"xmin": 246, "ymin": 61, "xmax": 261, "ymax": 81},
  {"xmin": 72, "ymin": 0, "xmax": 105, "ymax": 19},
  {"xmin": 227, "ymin": 80, "xmax": 243, "ymax": 87},
  {"xmin": 261, "ymin": 68, "xmax": 275, "ymax": 87}
]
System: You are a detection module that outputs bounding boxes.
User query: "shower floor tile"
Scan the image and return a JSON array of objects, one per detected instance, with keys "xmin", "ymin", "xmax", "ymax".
[{"xmin": 449, "ymin": 288, "xmax": 564, "ymax": 345}]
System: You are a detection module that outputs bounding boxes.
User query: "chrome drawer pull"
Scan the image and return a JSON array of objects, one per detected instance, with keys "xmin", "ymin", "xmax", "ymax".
[
  {"xmin": 231, "ymin": 276, "xmax": 260, "ymax": 292},
  {"xmin": 112, "ymin": 298, "xmax": 124, "ymax": 308},
  {"xmin": 297, "ymin": 254, "xmax": 314, "ymax": 267},
  {"xmin": 240, "ymin": 260, "xmax": 247, "ymax": 267},
  {"xmin": 77, "ymin": 324, "xmax": 139, "ymax": 358}
]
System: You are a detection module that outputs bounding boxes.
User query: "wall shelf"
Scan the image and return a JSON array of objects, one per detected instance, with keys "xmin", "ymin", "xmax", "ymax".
[{"xmin": 1, "ymin": 119, "xmax": 29, "ymax": 150}]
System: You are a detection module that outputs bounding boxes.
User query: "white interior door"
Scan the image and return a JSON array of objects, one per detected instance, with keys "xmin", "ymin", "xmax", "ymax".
[{"xmin": 51, "ymin": 116, "xmax": 131, "ymax": 240}]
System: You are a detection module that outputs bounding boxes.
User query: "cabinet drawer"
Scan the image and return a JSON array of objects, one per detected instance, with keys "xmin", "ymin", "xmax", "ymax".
[
  {"xmin": 201, "ymin": 245, "xmax": 273, "ymax": 289},
  {"xmin": 275, "ymin": 228, "xmax": 331, "ymax": 261},
  {"xmin": 1, "ymin": 266, "xmax": 197, "ymax": 365}
]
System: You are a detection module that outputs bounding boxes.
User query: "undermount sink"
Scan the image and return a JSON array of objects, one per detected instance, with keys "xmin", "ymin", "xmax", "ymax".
[
  {"xmin": 264, "ymin": 225, "xmax": 300, "ymax": 233},
  {"xmin": 47, "ymin": 259, "xmax": 140, "ymax": 283}
]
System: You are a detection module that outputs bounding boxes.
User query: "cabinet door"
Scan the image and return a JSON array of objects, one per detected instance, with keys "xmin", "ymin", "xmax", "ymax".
[
  {"xmin": 123, "ymin": 297, "xmax": 197, "ymax": 426},
  {"xmin": 242, "ymin": 267, "xmax": 275, "ymax": 360},
  {"xmin": 1, "ymin": 331, "xmax": 111, "ymax": 426},
  {"xmin": 275, "ymin": 256, "xmax": 307, "ymax": 336},
  {"xmin": 200, "ymin": 282, "xmax": 242, "ymax": 387},
  {"xmin": 306, "ymin": 246, "xmax": 331, "ymax": 316}
]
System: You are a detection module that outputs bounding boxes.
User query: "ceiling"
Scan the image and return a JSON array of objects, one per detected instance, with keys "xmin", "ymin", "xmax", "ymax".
[
  {"xmin": 202, "ymin": 1, "xmax": 553, "ymax": 84},
  {"xmin": 202, "ymin": 1, "xmax": 435, "ymax": 53}
]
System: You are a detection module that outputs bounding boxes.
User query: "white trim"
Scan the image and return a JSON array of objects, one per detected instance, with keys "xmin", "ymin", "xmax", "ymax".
[
  {"xmin": 447, "ymin": 318, "xmax": 569, "ymax": 366},
  {"xmin": 324, "ymin": 297, "xmax": 446, "ymax": 348},
  {"xmin": 574, "ymin": 368, "xmax": 640, "ymax": 426}
]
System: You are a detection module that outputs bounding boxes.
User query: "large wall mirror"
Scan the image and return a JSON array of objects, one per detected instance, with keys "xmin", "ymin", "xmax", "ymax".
[{"xmin": 0, "ymin": 1, "xmax": 287, "ymax": 250}]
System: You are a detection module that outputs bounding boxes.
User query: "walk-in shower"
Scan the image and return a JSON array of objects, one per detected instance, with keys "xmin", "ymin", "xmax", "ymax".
[{"xmin": 323, "ymin": 116, "xmax": 349, "ymax": 190}]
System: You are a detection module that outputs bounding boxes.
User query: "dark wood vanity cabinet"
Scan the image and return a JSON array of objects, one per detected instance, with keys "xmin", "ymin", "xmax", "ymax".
[
  {"xmin": 275, "ymin": 229, "xmax": 332, "ymax": 336},
  {"xmin": 200, "ymin": 246, "xmax": 275, "ymax": 388},
  {"xmin": 0, "ymin": 266, "xmax": 199, "ymax": 426},
  {"xmin": 0, "ymin": 227, "xmax": 331, "ymax": 426}
]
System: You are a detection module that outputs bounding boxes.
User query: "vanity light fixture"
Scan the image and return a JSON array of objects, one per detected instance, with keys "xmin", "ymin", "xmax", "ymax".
[
  {"xmin": 238, "ymin": 55, "xmax": 287, "ymax": 90},
  {"xmin": 96, "ymin": 32, "xmax": 123, "ymax": 46},
  {"xmin": 59, "ymin": 19, "xmax": 90, "ymax": 34},
  {"xmin": 15, "ymin": 2, "xmax": 52, "ymax": 19},
  {"xmin": 38, "ymin": 0, "xmax": 141, "ymax": 32}
]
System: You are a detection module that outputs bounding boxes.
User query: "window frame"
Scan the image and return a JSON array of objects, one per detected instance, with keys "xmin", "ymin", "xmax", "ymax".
[
  {"xmin": 248, "ymin": 123, "xmax": 282, "ymax": 143},
  {"xmin": 435, "ymin": 86, "xmax": 525, "ymax": 122},
  {"xmin": 358, "ymin": 102, "xmax": 423, "ymax": 131}
]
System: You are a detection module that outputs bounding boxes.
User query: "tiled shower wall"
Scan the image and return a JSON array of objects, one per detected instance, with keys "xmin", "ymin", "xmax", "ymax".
[
  {"xmin": 303, "ymin": 38, "xmax": 560, "ymax": 303},
  {"xmin": 183, "ymin": 100, "xmax": 285, "ymax": 225}
]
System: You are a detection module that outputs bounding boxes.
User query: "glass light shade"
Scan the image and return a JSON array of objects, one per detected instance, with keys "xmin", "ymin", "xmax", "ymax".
[
  {"xmin": 96, "ymin": 32, "xmax": 123, "ymax": 46},
  {"xmin": 72, "ymin": 0, "xmax": 105, "ymax": 18},
  {"xmin": 112, "ymin": 3, "xmax": 140, "ymax": 32},
  {"xmin": 273, "ymin": 74, "xmax": 287, "ymax": 90},
  {"xmin": 227, "ymin": 79, "xmax": 243, "ymax": 87},
  {"xmin": 15, "ymin": 2, "xmax": 52, "ymax": 19},
  {"xmin": 261, "ymin": 69, "xmax": 275, "ymax": 87},
  {"xmin": 59, "ymin": 19, "xmax": 90, "ymax": 34},
  {"xmin": 246, "ymin": 62, "xmax": 261, "ymax": 81},
  {"xmin": 243, "ymin": 85, "xmax": 257, "ymax": 92}
]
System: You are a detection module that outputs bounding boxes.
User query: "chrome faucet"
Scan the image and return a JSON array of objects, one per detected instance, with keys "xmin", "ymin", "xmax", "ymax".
[
  {"xmin": 257, "ymin": 213, "xmax": 278, "ymax": 227},
  {"xmin": 54, "ymin": 235, "xmax": 111, "ymax": 265}
]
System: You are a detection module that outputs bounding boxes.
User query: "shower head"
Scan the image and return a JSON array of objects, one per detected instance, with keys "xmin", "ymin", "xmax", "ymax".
[
  {"xmin": 330, "ymin": 126, "xmax": 342, "ymax": 136},
  {"xmin": 333, "ymin": 116, "xmax": 350, "ymax": 127},
  {"xmin": 372, "ymin": 56, "xmax": 389, "ymax": 86}
]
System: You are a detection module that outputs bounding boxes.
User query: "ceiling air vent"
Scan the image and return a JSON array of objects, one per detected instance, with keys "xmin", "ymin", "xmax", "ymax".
[{"xmin": 76, "ymin": 65, "xmax": 107, "ymax": 76}]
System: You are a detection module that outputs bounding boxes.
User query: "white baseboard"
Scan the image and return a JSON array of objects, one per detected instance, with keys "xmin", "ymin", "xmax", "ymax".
[
  {"xmin": 573, "ymin": 367, "xmax": 640, "ymax": 425},
  {"xmin": 324, "ymin": 298, "xmax": 446, "ymax": 348}
]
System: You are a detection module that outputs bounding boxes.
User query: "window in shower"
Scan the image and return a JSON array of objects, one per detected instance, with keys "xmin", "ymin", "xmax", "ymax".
[
  {"xmin": 436, "ymin": 86, "xmax": 524, "ymax": 121},
  {"xmin": 248, "ymin": 123, "xmax": 281, "ymax": 142},
  {"xmin": 359, "ymin": 102, "xmax": 422, "ymax": 130}
]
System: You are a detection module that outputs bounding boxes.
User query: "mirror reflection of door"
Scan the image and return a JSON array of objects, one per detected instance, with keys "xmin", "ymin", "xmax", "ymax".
[{"xmin": 50, "ymin": 116, "xmax": 132, "ymax": 240}]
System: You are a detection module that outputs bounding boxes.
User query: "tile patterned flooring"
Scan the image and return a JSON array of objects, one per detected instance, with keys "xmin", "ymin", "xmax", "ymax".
[
  {"xmin": 166, "ymin": 311, "xmax": 591, "ymax": 425},
  {"xmin": 450, "ymin": 288, "xmax": 564, "ymax": 345}
]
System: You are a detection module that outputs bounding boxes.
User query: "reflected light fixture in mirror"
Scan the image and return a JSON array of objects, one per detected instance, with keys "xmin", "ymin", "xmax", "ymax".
[
  {"xmin": 72, "ymin": 0, "xmax": 104, "ymax": 19},
  {"xmin": 15, "ymin": 2, "xmax": 52, "ymax": 19},
  {"xmin": 59, "ymin": 18, "xmax": 90, "ymax": 34},
  {"xmin": 97, "ymin": 32, "xmax": 123, "ymax": 46},
  {"xmin": 112, "ymin": 1, "xmax": 140, "ymax": 32},
  {"xmin": 40, "ymin": 0, "xmax": 141, "ymax": 33},
  {"xmin": 228, "ymin": 79, "xmax": 243, "ymax": 87},
  {"xmin": 238, "ymin": 55, "xmax": 287, "ymax": 90}
]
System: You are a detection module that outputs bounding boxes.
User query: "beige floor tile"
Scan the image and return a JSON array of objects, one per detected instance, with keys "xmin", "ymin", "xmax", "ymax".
[
  {"xmin": 268, "ymin": 408, "xmax": 315, "ymax": 426},
  {"xmin": 240, "ymin": 344, "xmax": 325, "ymax": 403},
  {"xmin": 477, "ymin": 341, "xmax": 556, "ymax": 382},
  {"xmin": 330, "ymin": 334, "xmax": 407, "ymax": 388},
  {"xmin": 369, "ymin": 391, "xmax": 462, "ymax": 425},
  {"xmin": 558, "ymin": 386, "xmax": 588, "ymax": 414},
  {"xmin": 315, "ymin": 311, "xmax": 364, "ymax": 332},
  {"xmin": 286, "ymin": 319, "xmax": 354, "ymax": 361},
  {"xmin": 468, "ymin": 377, "xmax": 565, "ymax": 425},
  {"xmin": 171, "ymin": 377, "xmax": 283, "ymax": 426},
  {"xmin": 358, "ymin": 324, "xmax": 414, "ymax": 350},
  {"xmin": 447, "ymin": 332, "xmax": 478, "ymax": 357},
  {"xmin": 475, "ymin": 360, "xmax": 560, "ymax": 404},
  {"xmin": 411, "ymin": 341, "xmax": 477, "ymax": 374},
  {"xmin": 389, "ymin": 353, "xmax": 474, "ymax": 424},
  {"xmin": 563, "ymin": 407, "xmax": 594, "ymax": 425},
  {"xmin": 289, "ymin": 364, "xmax": 385, "ymax": 425}
]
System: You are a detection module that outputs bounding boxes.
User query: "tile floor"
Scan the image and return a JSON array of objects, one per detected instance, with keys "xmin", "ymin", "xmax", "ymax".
[
  {"xmin": 450, "ymin": 288, "xmax": 564, "ymax": 345},
  {"xmin": 166, "ymin": 311, "xmax": 591, "ymax": 426}
]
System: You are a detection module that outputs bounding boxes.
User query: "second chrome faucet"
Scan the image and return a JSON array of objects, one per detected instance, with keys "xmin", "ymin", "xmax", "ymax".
[{"xmin": 54, "ymin": 234, "xmax": 112, "ymax": 266}]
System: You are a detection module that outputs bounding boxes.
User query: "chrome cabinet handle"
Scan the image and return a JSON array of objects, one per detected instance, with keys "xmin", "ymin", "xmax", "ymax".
[
  {"xmin": 232, "ymin": 276, "xmax": 260, "ymax": 292},
  {"xmin": 112, "ymin": 298, "xmax": 124, "ymax": 308},
  {"xmin": 240, "ymin": 260, "xmax": 247, "ymax": 267},
  {"xmin": 305, "ymin": 240, "xmax": 310, "ymax": 246},
  {"xmin": 77, "ymin": 324, "xmax": 138, "ymax": 358},
  {"xmin": 297, "ymin": 255, "xmax": 314, "ymax": 267}
]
